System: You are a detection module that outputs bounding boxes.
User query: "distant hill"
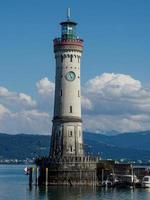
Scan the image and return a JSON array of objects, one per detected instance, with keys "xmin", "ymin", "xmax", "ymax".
[
  {"xmin": 84, "ymin": 132, "xmax": 150, "ymax": 160},
  {"xmin": 0, "ymin": 131, "xmax": 150, "ymax": 160},
  {"xmin": 86, "ymin": 131, "xmax": 150, "ymax": 150},
  {"xmin": 0, "ymin": 133, "xmax": 50, "ymax": 160},
  {"xmin": 84, "ymin": 131, "xmax": 150, "ymax": 151}
]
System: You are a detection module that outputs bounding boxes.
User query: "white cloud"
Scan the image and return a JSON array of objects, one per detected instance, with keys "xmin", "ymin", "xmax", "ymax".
[
  {"xmin": 82, "ymin": 73, "xmax": 150, "ymax": 115},
  {"xmin": 0, "ymin": 82, "xmax": 52, "ymax": 134},
  {"xmin": 83, "ymin": 114, "xmax": 143, "ymax": 133},
  {"xmin": 81, "ymin": 96, "xmax": 92, "ymax": 110},
  {"xmin": 82, "ymin": 73, "xmax": 150, "ymax": 132},
  {"xmin": 0, "ymin": 109, "xmax": 51, "ymax": 134},
  {"xmin": 36, "ymin": 77, "xmax": 55, "ymax": 112},
  {"xmin": 36, "ymin": 77, "xmax": 54, "ymax": 99},
  {"xmin": 0, "ymin": 86, "xmax": 36, "ymax": 111},
  {"xmin": 0, "ymin": 104, "xmax": 10, "ymax": 118},
  {"xmin": 85, "ymin": 73, "xmax": 141, "ymax": 95},
  {"xmin": 0, "ymin": 73, "xmax": 150, "ymax": 134}
]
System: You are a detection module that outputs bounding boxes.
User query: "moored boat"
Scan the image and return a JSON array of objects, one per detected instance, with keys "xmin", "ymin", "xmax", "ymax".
[
  {"xmin": 142, "ymin": 176, "xmax": 150, "ymax": 188},
  {"xmin": 115, "ymin": 175, "xmax": 139, "ymax": 188}
]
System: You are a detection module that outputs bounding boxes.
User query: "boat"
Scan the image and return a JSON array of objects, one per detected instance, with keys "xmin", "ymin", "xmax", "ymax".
[
  {"xmin": 142, "ymin": 176, "xmax": 150, "ymax": 188},
  {"xmin": 115, "ymin": 175, "xmax": 139, "ymax": 188}
]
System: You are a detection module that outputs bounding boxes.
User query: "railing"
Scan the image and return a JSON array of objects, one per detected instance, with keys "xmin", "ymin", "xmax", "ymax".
[
  {"xmin": 35, "ymin": 155, "xmax": 100, "ymax": 166},
  {"xmin": 53, "ymin": 38, "xmax": 83, "ymax": 47},
  {"xmin": 61, "ymin": 156, "xmax": 99, "ymax": 163}
]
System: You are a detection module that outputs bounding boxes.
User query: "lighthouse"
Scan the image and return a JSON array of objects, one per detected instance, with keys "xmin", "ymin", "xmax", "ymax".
[
  {"xmin": 36, "ymin": 10, "xmax": 99, "ymax": 186},
  {"xmin": 50, "ymin": 9, "xmax": 84, "ymax": 162}
]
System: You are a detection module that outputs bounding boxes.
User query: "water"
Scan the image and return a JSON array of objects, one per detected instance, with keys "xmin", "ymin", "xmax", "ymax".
[{"xmin": 0, "ymin": 165, "xmax": 150, "ymax": 200}]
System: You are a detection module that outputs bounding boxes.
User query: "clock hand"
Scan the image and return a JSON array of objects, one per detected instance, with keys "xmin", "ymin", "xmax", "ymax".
[{"xmin": 69, "ymin": 73, "xmax": 73, "ymax": 79}]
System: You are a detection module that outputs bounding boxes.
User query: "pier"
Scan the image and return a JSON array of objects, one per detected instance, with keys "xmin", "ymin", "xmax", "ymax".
[{"xmin": 28, "ymin": 159, "xmax": 150, "ymax": 188}]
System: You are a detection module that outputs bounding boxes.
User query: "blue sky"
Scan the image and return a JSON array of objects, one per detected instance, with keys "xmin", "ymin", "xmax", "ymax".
[
  {"xmin": 0, "ymin": 0, "xmax": 150, "ymax": 134},
  {"xmin": 0, "ymin": 0, "xmax": 150, "ymax": 95}
]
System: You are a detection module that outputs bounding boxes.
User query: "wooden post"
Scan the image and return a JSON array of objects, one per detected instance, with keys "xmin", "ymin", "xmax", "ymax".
[
  {"xmin": 131, "ymin": 165, "xmax": 135, "ymax": 190},
  {"xmin": 35, "ymin": 167, "xmax": 39, "ymax": 186},
  {"xmin": 46, "ymin": 167, "xmax": 48, "ymax": 186},
  {"xmin": 94, "ymin": 170, "xmax": 97, "ymax": 186},
  {"xmin": 102, "ymin": 169, "xmax": 104, "ymax": 183},
  {"xmin": 35, "ymin": 167, "xmax": 37, "ymax": 186},
  {"xmin": 29, "ymin": 167, "xmax": 33, "ymax": 186}
]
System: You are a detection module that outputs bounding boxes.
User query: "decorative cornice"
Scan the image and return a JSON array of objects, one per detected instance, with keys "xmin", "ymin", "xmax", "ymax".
[{"xmin": 52, "ymin": 116, "xmax": 82, "ymax": 123}]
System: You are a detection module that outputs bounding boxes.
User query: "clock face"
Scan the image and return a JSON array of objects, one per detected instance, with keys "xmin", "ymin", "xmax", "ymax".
[{"xmin": 65, "ymin": 71, "xmax": 76, "ymax": 81}]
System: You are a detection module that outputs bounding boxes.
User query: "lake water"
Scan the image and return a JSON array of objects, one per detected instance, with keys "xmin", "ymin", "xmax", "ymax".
[{"xmin": 0, "ymin": 165, "xmax": 150, "ymax": 200}]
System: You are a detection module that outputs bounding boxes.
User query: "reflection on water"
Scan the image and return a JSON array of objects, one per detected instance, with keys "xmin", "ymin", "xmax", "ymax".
[
  {"xmin": 0, "ymin": 165, "xmax": 150, "ymax": 200},
  {"xmin": 28, "ymin": 186, "xmax": 97, "ymax": 200},
  {"xmin": 27, "ymin": 185, "xmax": 150, "ymax": 200}
]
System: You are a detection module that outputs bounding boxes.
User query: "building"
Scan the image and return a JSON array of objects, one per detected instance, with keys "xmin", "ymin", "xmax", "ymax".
[{"xmin": 36, "ymin": 9, "xmax": 99, "ymax": 186}]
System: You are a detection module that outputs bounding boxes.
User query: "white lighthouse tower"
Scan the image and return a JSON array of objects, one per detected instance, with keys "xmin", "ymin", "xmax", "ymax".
[
  {"xmin": 36, "ymin": 10, "xmax": 99, "ymax": 186},
  {"xmin": 50, "ymin": 9, "xmax": 84, "ymax": 162}
]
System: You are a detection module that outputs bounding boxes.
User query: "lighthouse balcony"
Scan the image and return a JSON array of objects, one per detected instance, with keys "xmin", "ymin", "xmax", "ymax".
[{"xmin": 53, "ymin": 38, "xmax": 83, "ymax": 47}]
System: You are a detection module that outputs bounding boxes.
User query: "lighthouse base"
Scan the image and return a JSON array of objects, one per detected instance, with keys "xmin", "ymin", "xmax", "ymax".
[{"xmin": 35, "ymin": 156, "xmax": 99, "ymax": 186}]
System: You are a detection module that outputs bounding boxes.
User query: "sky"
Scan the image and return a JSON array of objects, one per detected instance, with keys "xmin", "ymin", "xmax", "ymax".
[{"xmin": 0, "ymin": 0, "xmax": 150, "ymax": 134}]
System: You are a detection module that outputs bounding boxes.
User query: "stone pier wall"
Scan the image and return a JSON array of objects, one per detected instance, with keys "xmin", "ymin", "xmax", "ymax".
[
  {"xmin": 38, "ymin": 168, "xmax": 97, "ymax": 186},
  {"xmin": 36, "ymin": 156, "xmax": 99, "ymax": 186}
]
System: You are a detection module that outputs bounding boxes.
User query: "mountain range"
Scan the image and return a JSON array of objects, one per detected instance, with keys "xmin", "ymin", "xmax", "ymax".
[{"xmin": 0, "ymin": 131, "xmax": 150, "ymax": 161}]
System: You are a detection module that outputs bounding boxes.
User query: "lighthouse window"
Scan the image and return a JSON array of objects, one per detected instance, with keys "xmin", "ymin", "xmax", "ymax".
[
  {"xmin": 70, "ymin": 146, "xmax": 73, "ymax": 152},
  {"xmin": 69, "ymin": 131, "xmax": 73, "ymax": 137},
  {"xmin": 70, "ymin": 106, "xmax": 72, "ymax": 113},
  {"xmin": 78, "ymin": 90, "xmax": 80, "ymax": 97},
  {"xmin": 78, "ymin": 56, "xmax": 80, "ymax": 63},
  {"xmin": 70, "ymin": 55, "xmax": 73, "ymax": 62},
  {"xmin": 79, "ymin": 131, "xmax": 81, "ymax": 137}
]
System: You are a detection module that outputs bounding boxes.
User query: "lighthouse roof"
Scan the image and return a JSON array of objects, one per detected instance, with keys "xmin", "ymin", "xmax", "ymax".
[{"xmin": 60, "ymin": 20, "xmax": 77, "ymax": 26}]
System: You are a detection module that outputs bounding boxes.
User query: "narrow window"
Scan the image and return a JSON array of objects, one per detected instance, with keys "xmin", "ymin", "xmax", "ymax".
[
  {"xmin": 69, "ymin": 131, "xmax": 73, "ymax": 137},
  {"xmin": 78, "ymin": 90, "xmax": 80, "ymax": 97},
  {"xmin": 60, "ymin": 89, "xmax": 62, "ymax": 96},
  {"xmin": 79, "ymin": 131, "xmax": 81, "ymax": 137},
  {"xmin": 78, "ymin": 56, "xmax": 80, "ymax": 63},
  {"xmin": 70, "ymin": 106, "xmax": 72, "ymax": 113},
  {"xmin": 70, "ymin": 55, "xmax": 73, "ymax": 62},
  {"xmin": 70, "ymin": 146, "xmax": 73, "ymax": 152},
  {"xmin": 61, "ymin": 55, "xmax": 63, "ymax": 63}
]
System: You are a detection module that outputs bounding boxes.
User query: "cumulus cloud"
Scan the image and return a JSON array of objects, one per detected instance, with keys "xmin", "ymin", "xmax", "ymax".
[
  {"xmin": 0, "ymin": 104, "xmax": 10, "ymax": 117},
  {"xmin": 82, "ymin": 73, "xmax": 150, "ymax": 132},
  {"xmin": 0, "ymin": 80, "xmax": 53, "ymax": 134},
  {"xmin": 0, "ymin": 86, "xmax": 36, "ymax": 111},
  {"xmin": 36, "ymin": 77, "xmax": 55, "ymax": 112},
  {"xmin": 36, "ymin": 77, "xmax": 54, "ymax": 99},
  {"xmin": 81, "ymin": 96, "xmax": 92, "ymax": 110},
  {"xmin": 0, "ymin": 73, "xmax": 150, "ymax": 134},
  {"xmin": 82, "ymin": 73, "xmax": 150, "ymax": 115},
  {"xmin": 83, "ymin": 114, "xmax": 143, "ymax": 133},
  {"xmin": 0, "ymin": 109, "xmax": 51, "ymax": 134}
]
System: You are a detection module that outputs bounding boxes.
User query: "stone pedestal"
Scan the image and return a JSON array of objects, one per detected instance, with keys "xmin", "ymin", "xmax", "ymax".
[{"xmin": 36, "ymin": 156, "xmax": 99, "ymax": 186}]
